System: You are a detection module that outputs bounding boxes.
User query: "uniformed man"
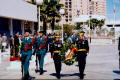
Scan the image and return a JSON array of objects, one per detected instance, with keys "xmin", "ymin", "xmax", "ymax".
[
  {"xmin": 51, "ymin": 35, "xmax": 63, "ymax": 79},
  {"xmin": 21, "ymin": 30, "xmax": 34, "ymax": 80},
  {"xmin": 32, "ymin": 33, "xmax": 39, "ymax": 72},
  {"xmin": 75, "ymin": 31, "xmax": 89, "ymax": 79},
  {"xmin": 48, "ymin": 30, "xmax": 55, "ymax": 52},
  {"xmin": 71, "ymin": 32, "xmax": 77, "ymax": 44},
  {"xmin": 14, "ymin": 32, "xmax": 20, "ymax": 57},
  {"xmin": 36, "ymin": 31, "xmax": 48, "ymax": 75}
]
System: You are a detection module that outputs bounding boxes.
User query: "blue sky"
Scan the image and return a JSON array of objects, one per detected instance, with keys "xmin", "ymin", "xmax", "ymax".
[{"xmin": 107, "ymin": 0, "xmax": 120, "ymax": 20}]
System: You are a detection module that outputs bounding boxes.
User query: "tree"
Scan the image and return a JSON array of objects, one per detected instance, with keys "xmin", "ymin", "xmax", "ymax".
[
  {"xmin": 63, "ymin": 24, "xmax": 73, "ymax": 36},
  {"xmin": 87, "ymin": 18, "xmax": 98, "ymax": 30},
  {"xmin": 54, "ymin": 24, "xmax": 61, "ymax": 30},
  {"xmin": 28, "ymin": 0, "xmax": 63, "ymax": 34},
  {"xmin": 87, "ymin": 18, "xmax": 105, "ymax": 30},
  {"xmin": 97, "ymin": 19, "xmax": 105, "ymax": 29},
  {"xmin": 47, "ymin": 0, "xmax": 63, "ymax": 30},
  {"xmin": 40, "ymin": 0, "xmax": 49, "ymax": 34},
  {"xmin": 74, "ymin": 22, "xmax": 83, "ymax": 30}
]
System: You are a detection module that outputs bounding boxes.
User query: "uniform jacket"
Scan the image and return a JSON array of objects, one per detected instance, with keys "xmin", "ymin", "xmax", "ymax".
[
  {"xmin": 76, "ymin": 36, "xmax": 89, "ymax": 53},
  {"xmin": 21, "ymin": 37, "xmax": 33, "ymax": 55},
  {"xmin": 36, "ymin": 37, "xmax": 48, "ymax": 54}
]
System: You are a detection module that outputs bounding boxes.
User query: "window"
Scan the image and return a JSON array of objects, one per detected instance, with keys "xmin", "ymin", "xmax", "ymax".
[{"xmin": 65, "ymin": 19, "xmax": 68, "ymax": 22}]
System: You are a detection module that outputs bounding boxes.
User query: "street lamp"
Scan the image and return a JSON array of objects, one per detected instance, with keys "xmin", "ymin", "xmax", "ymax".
[
  {"xmin": 89, "ymin": 15, "xmax": 92, "ymax": 43},
  {"xmin": 113, "ymin": 0, "xmax": 116, "ymax": 40},
  {"xmin": 59, "ymin": 9, "xmax": 65, "ymax": 43},
  {"xmin": 89, "ymin": 0, "xmax": 92, "ymax": 43},
  {"xmin": 36, "ymin": 0, "xmax": 43, "ymax": 32}
]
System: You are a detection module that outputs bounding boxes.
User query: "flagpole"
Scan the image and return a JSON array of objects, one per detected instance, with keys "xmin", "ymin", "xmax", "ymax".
[{"xmin": 113, "ymin": 0, "xmax": 116, "ymax": 40}]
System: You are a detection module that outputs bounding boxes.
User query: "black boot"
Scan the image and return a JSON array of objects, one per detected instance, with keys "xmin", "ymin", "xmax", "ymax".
[
  {"xmin": 35, "ymin": 66, "xmax": 39, "ymax": 73},
  {"xmin": 23, "ymin": 73, "xmax": 29, "ymax": 80},
  {"xmin": 56, "ymin": 73, "xmax": 60, "ymax": 79},
  {"xmin": 80, "ymin": 74, "xmax": 84, "ymax": 80},
  {"xmin": 40, "ymin": 68, "xmax": 43, "ymax": 75}
]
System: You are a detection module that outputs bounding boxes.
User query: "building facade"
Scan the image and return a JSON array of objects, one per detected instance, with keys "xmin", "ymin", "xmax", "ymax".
[
  {"xmin": 60, "ymin": 0, "xmax": 106, "ymax": 25},
  {"xmin": 89, "ymin": 0, "xmax": 106, "ymax": 16},
  {"xmin": 0, "ymin": 0, "xmax": 37, "ymax": 36}
]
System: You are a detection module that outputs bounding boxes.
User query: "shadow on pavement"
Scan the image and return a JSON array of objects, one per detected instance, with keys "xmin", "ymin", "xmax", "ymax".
[
  {"xmin": 113, "ymin": 70, "xmax": 120, "ymax": 75},
  {"xmin": 29, "ymin": 76, "xmax": 35, "ymax": 80},
  {"xmin": 35, "ymin": 70, "xmax": 47, "ymax": 73},
  {"xmin": 75, "ymin": 64, "xmax": 79, "ymax": 67},
  {"xmin": 114, "ymin": 79, "xmax": 120, "ymax": 80},
  {"xmin": 50, "ymin": 73, "xmax": 80, "ymax": 77}
]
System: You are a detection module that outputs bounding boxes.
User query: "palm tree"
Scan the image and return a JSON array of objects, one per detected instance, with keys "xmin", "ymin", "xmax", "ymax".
[
  {"xmin": 87, "ymin": 18, "xmax": 99, "ymax": 30},
  {"xmin": 74, "ymin": 22, "xmax": 83, "ymax": 30},
  {"xmin": 97, "ymin": 19, "xmax": 105, "ymax": 29},
  {"xmin": 47, "ymin": 0, "xmax": 63, "ymax": 30},
  {"xmin": 27, "ymin": 0, "xmax": 63, "ymax": 34},
  {"xmin": 40, "ymin": 0, "xmax": 49, "ymax": 34}
]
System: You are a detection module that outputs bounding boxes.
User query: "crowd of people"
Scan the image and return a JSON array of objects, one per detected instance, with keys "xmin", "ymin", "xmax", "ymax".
[{"xmin": 0, "ymin": 30, "xmax": 89, "ymax": 80}]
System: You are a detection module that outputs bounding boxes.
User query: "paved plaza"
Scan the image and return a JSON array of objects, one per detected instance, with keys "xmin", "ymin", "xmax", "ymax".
[{"xmin": 0, "ymin": 41, "xmax": 120, "ymax": 79}]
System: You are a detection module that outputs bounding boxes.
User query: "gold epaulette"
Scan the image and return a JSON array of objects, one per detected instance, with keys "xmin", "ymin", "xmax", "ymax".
[
  {"xmin": 53, "ymin": 51, "xmax": 61, "ymax": 53},
  {"xmin": 77, "ymin": 49, "xmax": 86, "ymax": 51}
]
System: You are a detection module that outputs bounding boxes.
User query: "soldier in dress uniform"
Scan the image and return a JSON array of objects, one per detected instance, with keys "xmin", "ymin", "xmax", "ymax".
[
  {"xmin": 32, "ymin": 33, "xmax": 39, "ymax": 72},
  {"xmin": 21, "ymin": 30, "xmax": 34, "ymax": 80},
  {"xmin": 48, "ymin": 30, "xmax": 55, "ymax": 52},
  {"xmin": 50, "ymin": 35, "xmax": 63, "ymax": 79},
  {"xmin": 75, "ymin": 31, "xmax": 89, "ymax": 79},
  {"xmin": 36, "ymin": 31, "xmax": 48, "ymax": 75}
]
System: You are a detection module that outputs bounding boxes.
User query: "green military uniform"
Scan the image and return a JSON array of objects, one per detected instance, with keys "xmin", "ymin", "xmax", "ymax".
[
  {"xmin": 36, "ymin": 33, "xmax": 47, "ymax": 75},
  {"xmin": 21, "ymin": 37, "xmax": 34, "ymax": 80}
]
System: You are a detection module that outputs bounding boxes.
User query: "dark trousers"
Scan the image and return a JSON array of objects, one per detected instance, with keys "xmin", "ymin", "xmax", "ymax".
[
  {"xmin": 15, "ymin": 45, "xmax": 19, "ymax": 57},
  {"xmin": 36, "ymin": 54, "xmax": 41, "ymax": 68},
  {"xmin": 10, "ymin": 45, "xmax": 13, "ymax": 56},
  {"xmin": 53, "ymin": 54, "xmax": 61, "ymax": 76},
  {"xmin": 77, "ymin": 52, "xmax": 87, "ymax": 76}
]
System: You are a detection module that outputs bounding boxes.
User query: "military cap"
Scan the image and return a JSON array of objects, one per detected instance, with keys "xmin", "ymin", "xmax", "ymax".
[
  {"xmin": 79, "ymin": 31, "xmax": 85, "ymax": 35},
  {"xmin": 25, "ymin": 29, "xmax": 31, "ymax": 33},
  {"xmin": 80, "ymin": 31, "xmax": 85, "ymax": 33},
  {"xmin": 39, "ymin": 31, "xmax": 44, "ymax": 34}
]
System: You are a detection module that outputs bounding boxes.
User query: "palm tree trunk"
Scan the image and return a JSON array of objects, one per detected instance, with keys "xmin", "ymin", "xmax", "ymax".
[
  {"xmin": 51, "ymin": 17, "xmax": 55, "ymax": 30},
  {"xmin": 43, "ymin": 20, "xmax": 47, "ymax": 34}
]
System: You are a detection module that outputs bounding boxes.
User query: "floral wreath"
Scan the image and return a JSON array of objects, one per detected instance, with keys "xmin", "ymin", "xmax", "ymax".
[{"xmin": 60, "ymin": 40, "xmax": 78, "ymax": 66}]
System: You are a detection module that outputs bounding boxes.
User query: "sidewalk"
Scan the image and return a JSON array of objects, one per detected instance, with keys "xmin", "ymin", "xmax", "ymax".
[
  {"xmin": 0, "ymin": 48, "xmax": 53, "ymax": 70},
  {"xmin": 0, "ymin": 45, "xmax": 120, "ymax": 79},
  {"xmin": 0, "ymin": 39, "xmax": 118, "ymax": 70},
  {"xmin": 90, "ymin": 39, "xmax": 118, "ymax": 45}
]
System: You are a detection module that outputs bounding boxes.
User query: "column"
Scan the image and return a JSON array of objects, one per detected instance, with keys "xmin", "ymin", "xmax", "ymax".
[
  {"xmin": 21, "ymin": 21, "xmax": 25, "ymax": 35},
  {"xmin": 30, "ymin": 22, "xmax": 34, "ymax": 34},
  {"xmin": 31, "ymin": 22, "xmax": 34, "ymax": 34},
  {"xmin": 9, "ymin": 19, "xmax": 13, "ymax": 36}
]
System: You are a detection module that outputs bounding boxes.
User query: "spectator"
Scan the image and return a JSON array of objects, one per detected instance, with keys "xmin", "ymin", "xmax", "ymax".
[
  {"xmin": 14, "ymin": 32, "xmax": 20, "ymax": 57},
  {"xmin": 1, "ymin": 33, "xmax": 7, "ymax": 52},
  {"xmin": 9, "ymin": 35, "xmax": 14, "ymax": 57},
  {"xmin": 71, "ymin": 32, "xmax": 77, "ymax": 44}
]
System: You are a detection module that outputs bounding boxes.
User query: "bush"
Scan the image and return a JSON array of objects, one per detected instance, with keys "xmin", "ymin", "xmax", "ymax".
[{"xmin": 63, "ymin": 24, "xmax": 73, "ymax": 36}]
